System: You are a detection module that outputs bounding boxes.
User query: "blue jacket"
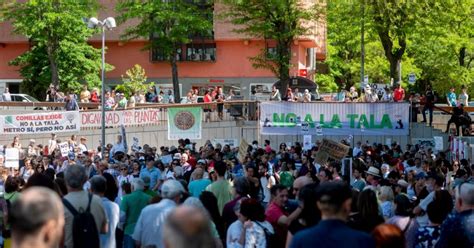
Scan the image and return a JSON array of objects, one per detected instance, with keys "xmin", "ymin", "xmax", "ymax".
[{"xmin": 290, "ymin": 219, "xmax": 375, "ymax": 248}]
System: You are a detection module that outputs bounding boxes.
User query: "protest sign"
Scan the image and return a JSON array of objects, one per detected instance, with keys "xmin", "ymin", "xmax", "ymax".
[
  {"xmin": 58, "ymin": 142, "xmax": 69, "ymax": 157},
  {"xmin": 5, "ymin": 148, "xmax": 19, "ymax": 168},
  {"xmin": 167, "ymin": 107, "xmax": 202, "ymax": 140},
  {"xmin": 303, "ymin": 135, "xmax": 312, "ymax": 150},
  {"xmin": 318, "ymin": 139, "xmax": 350, "ymax": 160},
  {"xmin": 161, "ymin": 154, "xmax": 172, "ymax": 165},
  {"xmin": 0, "ymin": 111, "xmax": 80, "ymax": 134},
  {"xmin": 314, "ymin": 151, "xmax": 329, "ymax": 165},
  {"xmin": 260, "ymin": 102, "xmax": 409, "ymax": 136},
  {"xmin": 81, "ymin": 109, "xmax": 162, "ymax": 128},
  {"xmin": 237, "ymin": 139, "xmax": 249, "ymax": 163},
  {"xmin": 433, "ymin": 136, "xmax": 443, "ymax": 151}
]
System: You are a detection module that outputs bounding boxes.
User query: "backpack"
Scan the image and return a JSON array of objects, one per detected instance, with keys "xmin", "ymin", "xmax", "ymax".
[
  {"xmin": 63, "ymin": 194, "xmax": 100, "ymax": 248},
  {"xmin": 255, "ymin": 221, "xmax": 275, "ymax": 248}
]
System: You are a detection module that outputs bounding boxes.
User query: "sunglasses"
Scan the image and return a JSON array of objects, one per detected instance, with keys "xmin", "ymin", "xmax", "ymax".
[{"xmin": 121, "ymin": 168, "xmax": 128, "ymax": 171}]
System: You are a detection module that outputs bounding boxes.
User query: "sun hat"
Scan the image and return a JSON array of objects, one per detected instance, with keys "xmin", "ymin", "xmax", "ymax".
[{"xmin": 366, "ymin": 166, "xmax": 381, "ymax": 177}]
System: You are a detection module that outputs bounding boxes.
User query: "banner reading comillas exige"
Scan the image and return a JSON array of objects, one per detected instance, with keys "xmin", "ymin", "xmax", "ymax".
[
  {"xmin": 260, "ymin": 102, "xmax": 409, "ymax": 136},
  {"xmin": 0, "ymin": 111, "xmax": 80, "ymax": 134}
]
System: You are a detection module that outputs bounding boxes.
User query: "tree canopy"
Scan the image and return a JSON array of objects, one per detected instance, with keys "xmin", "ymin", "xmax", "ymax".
[
  {"xmin": 3, "ymin": 0, "xmax": 109, "ymax": 99},
  {"xmin": 116, "ymin": 0, "xmax": 213, "ymax": 101},
  {"xmin": 222, "ymin": 0, "xmax": 322, "ymax": 93},
  {"xmin": 320, "ymin": 0, "xmax": 474, "ymax": 96}
]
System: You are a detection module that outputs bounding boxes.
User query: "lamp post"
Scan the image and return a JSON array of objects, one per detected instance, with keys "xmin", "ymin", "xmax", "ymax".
[{"xmin": 87, "ymin": 17, "xmax": 116, "ymax": 159}]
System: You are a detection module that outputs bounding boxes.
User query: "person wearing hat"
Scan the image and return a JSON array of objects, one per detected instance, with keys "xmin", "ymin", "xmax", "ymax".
[
  {"xmin": 140, "ymin": 159, "xmax": 161, "ymax": 191},
  {"xmin": 364, "ymin": 85, "xmax": 379, "ymax": 103},
  {"xmin": 290, "ymin": 182, "xmax": 375, "ymax": 248},
  {"xmin": 132, "ymin": 180, "xmax": 185, "ymax": 248},
  {"xmin": 365, "ymin": 166, "xmax": 381, "ymax": 187},
  {"xmin": 395, "ymin": 179, "xmax": 409, "ymax": 196}
]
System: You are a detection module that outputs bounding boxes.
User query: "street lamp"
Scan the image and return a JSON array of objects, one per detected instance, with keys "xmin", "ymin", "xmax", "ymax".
[{"xmin": 87, "ymin": 17, "xmax": 116, "ymax": 159}]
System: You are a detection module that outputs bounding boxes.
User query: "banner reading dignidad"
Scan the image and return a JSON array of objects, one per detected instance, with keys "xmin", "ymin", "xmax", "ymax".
[{"xmin": 260, "ymin": 102, "xmax": 409, "ymax": 136}]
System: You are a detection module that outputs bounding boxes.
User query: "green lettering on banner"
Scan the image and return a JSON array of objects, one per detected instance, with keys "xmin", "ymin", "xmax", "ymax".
[
  {"xmin": 357, "ymin": 114, "xmax": 369, "ymax": 129},
  {"xmin": 370, "ymin": 114, "xmax": 378, "ymax": 128},
  {"xmin": 380, "ymin": 114, "xmax": 393, "ymax": 129},
  {"xmin": 304, "ymin": 114, "xmax": 315, "ymax": 128},
  {"xmin": 331, "ymin": 114, "xmax": 342, "ymax": 128},
  {"xmin": 286, "ymin": 113, "xmax": 297, "ymax": 127},
  {"xmin": 273, "ymin": 113, "xmax": 285, "ymax": 127},
  {"xmin": 347, "ymin": 114, "xmax": 358, "ymax": 128}
]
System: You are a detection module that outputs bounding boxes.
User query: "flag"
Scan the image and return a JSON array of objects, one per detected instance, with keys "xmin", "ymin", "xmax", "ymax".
[{"xmin": 168, "ymin": 107, "xmax": 202, "ymax": 140}]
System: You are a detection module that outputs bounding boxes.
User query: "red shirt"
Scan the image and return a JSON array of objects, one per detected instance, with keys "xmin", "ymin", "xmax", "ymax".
[
  {"xmin": 393, "ymin": 88, "xmax": 405, "ymax": 101},
  {"xmin": 265, "ymin": 202, "xmax": 288, "ymax": 248}
]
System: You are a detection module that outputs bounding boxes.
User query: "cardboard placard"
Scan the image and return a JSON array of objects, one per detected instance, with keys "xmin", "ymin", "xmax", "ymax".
[
  {"xmin": 5, "ymin": 148, "xmax": 19, "ymax": 168},
  {"xmin": 318, "ymin": 139, "xmax": 350, "ymax": 160}
]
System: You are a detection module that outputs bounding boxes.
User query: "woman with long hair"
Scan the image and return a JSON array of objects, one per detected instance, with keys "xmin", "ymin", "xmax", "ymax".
[
  {"xmin": 348, "ymin": 188, "xmax": 385, "ymax": 233},
  {"xmin": 285, "ymin": 183, "xmax": 320, "ymax": 248},
  {"xmin": 199, "ymin": 191, "xmax": 225, "ymax": 243},
  {"xmin": 239, "ymin": 198, "xmax": 274, "ymax": 247},
  {"xmin": 386, "ymin": 194, "xmax": 418, "ymax": 248}
]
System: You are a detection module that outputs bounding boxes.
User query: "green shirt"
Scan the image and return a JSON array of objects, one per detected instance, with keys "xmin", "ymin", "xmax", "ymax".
[
  {"xmin": 121, "ymin": 190, "xmax": 151, "ymax": 235},
  {"xmin": 144, "ymin": 189, "xmax": 157, "ymax": 198},
  {"xmin": 205, "ymin": 179, "xmax": 233, "ymax": 215},
  {"xmin": 279, "ymin": 171, "xmax": 294, "ymax": 189}
]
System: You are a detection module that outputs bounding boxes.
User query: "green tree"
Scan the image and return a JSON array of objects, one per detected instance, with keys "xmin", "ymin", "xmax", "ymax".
[
  {"xmin": 115, "ymin": 64, "xmax": 154, "ymax": 98},
  {"xmin": 222, "ymin": 0, "xmax": 321, "ymax": 93},
  {"xmin": 116, "ymin": 0, "xmax": 213, "ymax": 102},
  {"xmin": 365, "ymin": 0, "xmax": 429, "ymax": 82},
  {"xmin": 3, "ymin": 0, "xmax": 109, "ymax": 98}
]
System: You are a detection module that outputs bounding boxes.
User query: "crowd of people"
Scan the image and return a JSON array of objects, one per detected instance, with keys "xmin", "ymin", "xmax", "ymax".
[{"xmin": 0, "ymin": 133, "xmax": 472, "ymax": 248}]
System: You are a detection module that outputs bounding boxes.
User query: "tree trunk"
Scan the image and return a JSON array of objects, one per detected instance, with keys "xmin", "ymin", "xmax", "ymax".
[
  {"xmin": 277, "ymin": 40, "xmax": 291, "ymax": 97},
  {"xmin": 170, "ymin": 52, "xmax": 180, "ymax": 103},
  {"xmin": 47, "ymin": 45, "xmax": 59, "ymax": 88},
  {"xmin": 389, "ymin": 58, "xmax": 399, "ymax": 83},
  {"xmin": 459, "ymin": 47, "xmax": 466, "ymax": 67}
]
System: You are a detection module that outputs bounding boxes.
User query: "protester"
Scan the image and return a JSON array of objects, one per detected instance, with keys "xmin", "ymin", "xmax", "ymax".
[
  {"xmin": 9, "ymin": 187, "xmax": 64, "ymax": 248},
  {"xmin": 90, "ymin": 175, "xmax": 119, "ymax": 248},
  {"xmin": 205, "ymin": 161, "xmax": 233, "ymax": 214},
  {"xmin": 436, "ymin": 182, "xmax": 474, "ymax": 247},
  {"xmin": 133, "ymin": 179, "xmax": 185, "ymax": 248},
  {"xmin": 121, "ymin": 178, "xmax": 151, "ymax": 248},
  {"xmin": 290, "ymin": 182, "xmax": 375, "ymax": 248},
  {"xmin": 63, "ymin": 165, "xmax": 108, "ymax": 248}
]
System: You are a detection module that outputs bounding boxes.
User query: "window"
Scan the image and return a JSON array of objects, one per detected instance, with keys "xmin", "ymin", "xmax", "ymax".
[
  {"xmin": 150, "ymin": 47, "xmax": 183, "ymax": 62},
  {"xmin": 306, "ymin": 48, "xmax": 316, "ymax": 70},
  {"xmin": 186, "ymin": 43, "xmax": 216, "ymax": 61}
]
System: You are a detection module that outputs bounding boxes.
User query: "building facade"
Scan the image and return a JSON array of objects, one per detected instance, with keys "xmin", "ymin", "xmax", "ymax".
[{"xmin": 0, "ymin": 1, "xmax": 326, "ymax": 100}]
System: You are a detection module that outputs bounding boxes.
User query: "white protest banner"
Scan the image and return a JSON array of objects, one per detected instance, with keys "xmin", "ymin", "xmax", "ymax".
[
  {"xmin": 81, "ymin": 109, "xmax": 162, "ymax": 128},
  {"xmin": 5, "ymin": 148, "xmax": 19, "ymax": 168},
  {"xmin": 433, "ymin": 136, "xmax": 443, "ymax": 151},
  {"xmin": 58, "ymin": 142, "xmax": 69, "ymax": 157},
  {"xmin": 212, "ymin": 139, "xmax": 239, "ymax": 148},
  {"xmin": 260, "ymin": 102, "xmax": 409, "ymax": 136},
  {"xmin": 303, "ymin": 135, "xmax": 312, "ymax": 150},
  {"xmin": 0, "ymin": 111, "xmax": 80, "ymax": 134}
]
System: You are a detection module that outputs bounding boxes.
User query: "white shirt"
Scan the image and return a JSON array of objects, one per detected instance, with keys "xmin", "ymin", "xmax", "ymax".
[
  {"xmin": 260, "ymin": 176, "xmax": 276, "ymax": 203},
  {"xmin": 226, "ymin": 220, "xmax": 243, "ymax": 248},
  {"xmin": 132, "ymin": 199, "xmax": 177, "ymax": 248},
  {"xmin": 101, "ymin": 197, "xmax": 119, "ymax": 248},
  {"xmin": 416, "ymin": 191, "xmax": 435, "ymax": 227},
  {"xmin": 78, "ymin": 143, "xmax": 88, "ymax": 153},
  {"xmin": 2, "ymin": 92, "xmax": 11, "ymax": 101},
  {"xmin": 353, "ymin": 146, "xmax": 362, "ymax": 157}
]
